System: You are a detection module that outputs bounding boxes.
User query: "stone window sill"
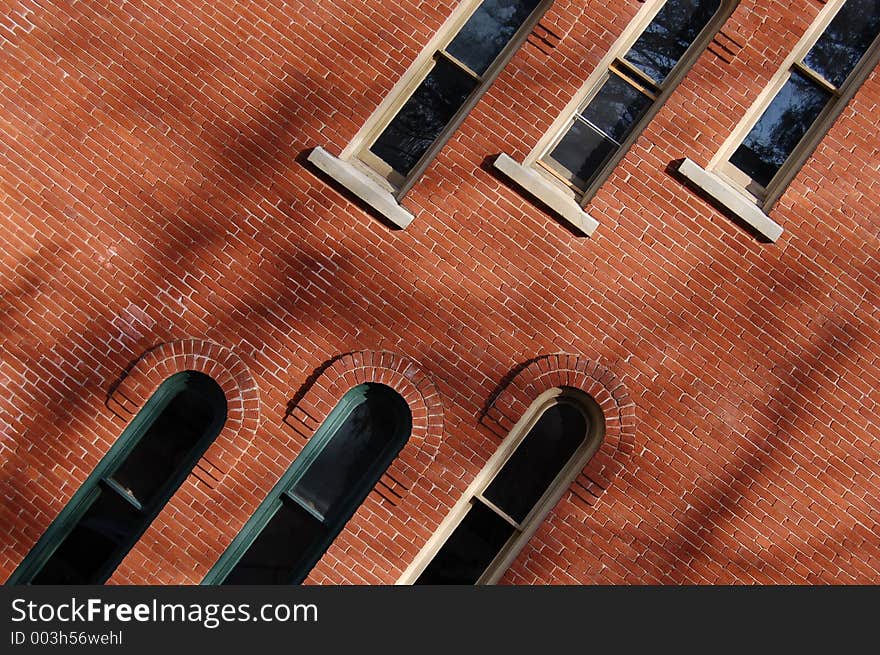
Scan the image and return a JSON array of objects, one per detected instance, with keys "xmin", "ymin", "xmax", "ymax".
[
  {"xmin": 493, "ymin": 153, "xmax": 600, "ymax": 237},
  {"xmin": 675, "ymin": 158, "xmax": 783, "ymax": 242},
  {"xmin": 307, "ymin": 147, "xmax": 414, "ymax": 229}
]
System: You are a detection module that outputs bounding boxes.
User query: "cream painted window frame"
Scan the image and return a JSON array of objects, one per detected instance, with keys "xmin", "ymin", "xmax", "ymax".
[
  {"xmin": 397, "ymin": 387, "xmax": 605, "ymax": 585},
  {"xmin": 523, "ymin": 0, "xmax": 739, "ymax": 206},
  {"xmin": 711, "ymin": 0, "xmax": 880, "ymax": 211},
  {"xmin": 342, "ymin": 0, "xmax": 554, "ymax": 200}
]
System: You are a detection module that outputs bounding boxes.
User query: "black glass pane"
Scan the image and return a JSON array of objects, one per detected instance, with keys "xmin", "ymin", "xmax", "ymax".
[
  {"xmin": 624, "ymin": 0, "xmax": 720, "ymax": 84},
  {"xmin": 110, "ymin": 379, "xmax": 224, "ymax": 505},
  {"xmin": 730, "ymin": 71, "xmax": 832, "ymax": 188},
  {"xmin": 804, "ymin": 0, "xmax": 880, "ymax": 87},
  {"xmin": 484, "ymin": 402, "xmax": 587, "ymax": 523},
  {"xmin": 415, "ymin": 501, "xmax": 515, "ymax": 584},
  {"xmin": 370, "ymin": 58, "xmax": 478, "ymax": 176},
  {"xmin": 545, "ymin": 119, "xmax": 619, "ymax": 190},
  {"xmin": 291, "ymin": 388, "xmax": 406, "ymax": 518},
  {"xmin": 32, "ymin": 490, "xmax": 141, "ymax": 585},
  {"xmin": 581, "ymin": 74, "xmax": 654, "ymax": 142},
  {"xmin": 223, "ymin": 501, "xmax": 326, "ymax": 585},
  {"xmin": 446, "ymin": 0, "xmax": 541, "ymax": 75}
]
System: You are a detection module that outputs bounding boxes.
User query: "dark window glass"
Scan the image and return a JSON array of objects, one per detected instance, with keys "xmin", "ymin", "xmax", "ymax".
[
  {"xmin": 290, "ymin": 393, "xmax": 405, "ymax": 518},
  {"xmin": 580, "ymin": 74, "xmax": 655, "ymax": 142},
  {"xmin": 369, "ymin": 58, "xmax": 478, "ymax": 176},
  {"xmin": 415, "ymin": 501, "xmax": 516, "ymax": 584},
  {"xmin": 368, "ymin": 0, "xmax": 546, "ymax": 182},
  {"xmin": 222, "ymin": 501, "xmax": 325, "ymax": 585},
  {"xmin": 446, "ymin": 0, "xmax": 541, "ymax": 75},
  {"xmin": 25, "ymin": 371, "xmax": 227, "ymax": 585},
  {"xmin": 415, "ymin": 396, "xmax": 596, "ymax": 585},
  {"xmin": 110, "ymin": 387, "xmax": 219, "ymax": 505},
  {"xmin": 804, "ymin": 0, "xmax": 880, "ymax": 87},
  {"xmin": 483, "ymin": 402, "xmax": 587, "ymax": 523},
  {"xmin": 624, "ymin": 0, "xmax": 721, "ymax": 84},
  {"xmin": 544, "ymin": 120, "xmax": 619, "ymax": 189},
  {"xmin": 730, "ymin": 71, "xmax": 832, "ymax": 188},
  {"xmin": 218, "ymin": 384, "xmax": 412, "ymax": 585},
  {"xmin": 31, "ymin": 491, "xmax": 141, "ymax": 585},
  {"xmin": 546, "ymin": 74, "xmax": 653, "ymax": 189}
]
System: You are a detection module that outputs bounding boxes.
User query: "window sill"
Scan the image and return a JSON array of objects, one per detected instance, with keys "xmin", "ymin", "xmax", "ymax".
[
  {"xmin": 307, "ymin": 147, "xmax": 414, "ymax": 229},
  {"xmin": 493, "ymin": 154, "xmax": 599, "ymax": 237},
  {"xmin": 675, "ymin": 158, "xmax": 783, "ymax": 242}
]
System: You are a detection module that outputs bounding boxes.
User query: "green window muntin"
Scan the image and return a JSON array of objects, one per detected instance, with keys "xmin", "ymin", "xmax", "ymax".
[
  {"xmin": 8, "ymin": 371, "xmax": 227, "ymax": 585},
  {"xmin": 204, "ymin": 383, "xmax": 412, "ymax": 585}
]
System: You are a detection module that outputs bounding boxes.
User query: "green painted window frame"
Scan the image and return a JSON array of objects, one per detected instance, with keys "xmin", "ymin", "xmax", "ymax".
[
  {"xmin": 7, "ymin": 371, "xmax": 227, "ymax": 585},
  {"xmin": 203, "ymin": 383, "xmax": 412, "ymax": 585}
]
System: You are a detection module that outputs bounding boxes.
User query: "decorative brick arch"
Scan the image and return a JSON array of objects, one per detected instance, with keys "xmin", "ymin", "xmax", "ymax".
[
  {"xmin": 283, "ymin": 350, "xmax": 443, "ymax": 504},
  {"xmin": 106, "ymin": 339, "xmax": 261, "ymax": 485},
  {"xmin": 481, "ymin": 353, "xmax": 636, "ymax": 509}
]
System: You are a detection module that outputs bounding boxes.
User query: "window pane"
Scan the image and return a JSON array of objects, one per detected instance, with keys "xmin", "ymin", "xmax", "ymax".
[
  {"xmin": 545, "ymin": 120, "xmax": 618, "ymax": 190},
  {"xmin": 483, "ymin": 402, "xmax": 587, "ymax": 523},
  {"xmin": 110, "ymin": 380, "xmax": 224, "ymax": 506},
  {"xmin": 730, "ymin": 71, "xmax": 832, "ymax": 188},
  {"xmin": 624, "ymin": 0, "xmax": 721, "ymax": 84},
  {"xmin": 580, "ymin": 74, "xmax": 654, "ymax": 142},
  {"xmin": 290, "ymin": 387, "xmax": 407, "ymax": 518},
  {"xmin": 223, "ymin": 501, "xmax": 326, "ymax": 585},
  {"xmin": 32, "ymin": 490, "xmax": 141, "ymax": 585},
  {"xmin": 446, "ymin": 0, "xmax": 541, "ymax": 75},
  {"xmin": 804, "ymin": 0, "xmax": 880, "ymax": 87},
  {"xmin": 370, "ymin": 58, "xmax": 478, "ymax": 176},
  {"xmin": 544, "ymin": 74, "xmax": 653, "ymax": 190},
  {"xmin": 415, "ymin": 501, "xmax": 515, "ymax": 584}
]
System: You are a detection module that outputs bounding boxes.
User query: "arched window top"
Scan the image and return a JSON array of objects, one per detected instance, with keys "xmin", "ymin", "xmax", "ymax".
[
  {"xmin": 410, "ymin": 387, "xmax": 603, "ymax": 585},
  {"xmin": 11, "ymin": 371, "xmax": 227, "ymax": 585},
  {"xmin": 286, "ymin": 383, "xmax": 411, "ymax": 522},
  {"xmin": 106, "ymin": 371, "xmax": 227, "ymax": 510},
  {"xmin": 482, "ymin": 397, "xmax": 590, "ymax": 523},
  {"xmin": 207, "ymin": 382, "xmax": 412, "ymax": 585}
]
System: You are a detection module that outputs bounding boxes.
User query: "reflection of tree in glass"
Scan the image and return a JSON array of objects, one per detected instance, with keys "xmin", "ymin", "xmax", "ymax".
[
  {"xmin": 804, "ymin": 0, "xmax": 880, "ymax": 87},
  {"xmin": 446, "ymin": 0, "xmax": 541, "ymax": 75},
  {"xmin": 369, "ymin": 0, "xmax": 543, "ymax": 176},
  {"xmin": 624, "ymin": 0, "xmax": 720, "ymax": 84},
  {"xmin": 582, "ymin": 75, "xmax": 654, "ymax": 141},
  {"xmin": 731, "ymin": 72, "xmax": 831, "ymax": 187},
  {"xmin": 370, "ymin": 59, "xmax": 478, "ymax": 176}
]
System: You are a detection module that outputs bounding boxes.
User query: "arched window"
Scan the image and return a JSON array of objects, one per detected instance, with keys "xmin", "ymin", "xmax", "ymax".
[
  {"xmin": 402, "ymin": 387, "xmax": 603, "ymax": 585},
  {"xmin": 205, "ymin": 383, "xmax": 412, "ymax": 585},
  {"xmin": 10, "ymin": 371, "xmax": 227, "ymax": 585}
]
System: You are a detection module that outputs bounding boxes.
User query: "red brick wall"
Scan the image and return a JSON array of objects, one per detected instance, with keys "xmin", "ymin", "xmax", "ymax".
[{"xmin": 1, "ymin": 0, "xmax": 877, "ymax": 584}]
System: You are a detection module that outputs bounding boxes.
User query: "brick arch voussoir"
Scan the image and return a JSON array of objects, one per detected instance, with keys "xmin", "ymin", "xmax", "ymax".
[
  {"xmin": 482, "ymin": 353, "xmax": 636, "ymax": 507},
  {"xmin": 106, "ymin": 339, "xmax": 261, "ymax": 482},
  {"xmin": 283, "ymin": 350, "xmax": 443, "ymax": 501}
]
